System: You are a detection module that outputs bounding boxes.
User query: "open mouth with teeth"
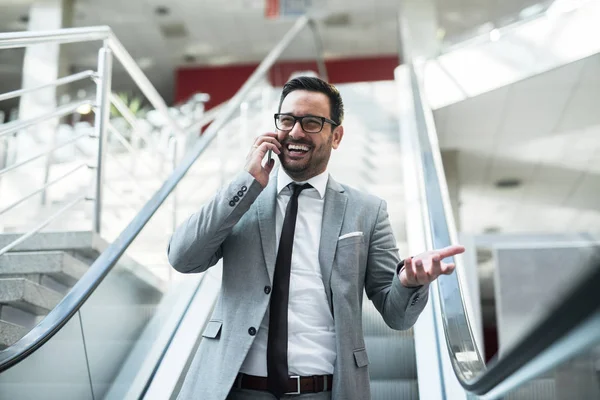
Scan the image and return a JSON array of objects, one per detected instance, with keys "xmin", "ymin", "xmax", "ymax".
[{"xmin": 286, "ymin": 143, "xmax": 311, "ymax": 158}]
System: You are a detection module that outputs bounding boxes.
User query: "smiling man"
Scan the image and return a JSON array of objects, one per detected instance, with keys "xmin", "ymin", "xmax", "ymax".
[{"xmin": 168, "ymin": 76, "xmax": 465, "ymax": 400}]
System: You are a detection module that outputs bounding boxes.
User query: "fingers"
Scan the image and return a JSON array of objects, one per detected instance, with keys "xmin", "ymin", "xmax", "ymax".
[
  {"xmin": 251, "ymin": 142, "xmax": 280, "ymax": 159},
  {"xmin": 429, "ymin": 253, "xmax": 442, "ymax": 278},
  {"xmin": 253, "ymin": 133, "xmax": 282, "ymax": 151},
  {"xmin": 245, "ymin": 134, "xmax": 282, "ymax": 188},
  {"xmin": 437, "ymin": 244, "xmax": 465, "ymax": 259},
  {"xmin": 404, "ymin": 257, "xmax": 433, "ymax": 286},
  {"xmin": 402, "ymin": 257, "xmax": 416, "ymax": 286},
  {"xmin": 404, "ymin": 249, "xmax": 459, "ymax": 287},
  {"xmin": 255, "ymin": 132, "xmax": 279, "ymax": 141},
  {"xmin": 264, "ymin": 157, "xmax": 275, "ymax": 174},
  {"xmin": 441, "ymin": 262, "xmax": 456, "ymax": 275},
  {"xmin": 413, "ymin": 258, "xmax": 428, "ymax": 285}
]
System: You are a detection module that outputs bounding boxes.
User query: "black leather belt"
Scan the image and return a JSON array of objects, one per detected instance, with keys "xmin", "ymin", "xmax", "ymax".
[{"xmin": 236, "ymin": 373, "xmax": 333, "ymax": 395}]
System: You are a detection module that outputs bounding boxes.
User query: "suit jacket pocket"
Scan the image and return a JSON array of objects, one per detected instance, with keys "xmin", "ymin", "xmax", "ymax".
[
  {"xmin": 202, "ymin": 320, "xmax": 222, "ymax": 339},
  {"xmin": 353, "ymin": 348, "xmax": 369, "ymax": 368},
  {"xmin": 337, "ymin": 235, "xmax": 365, "ymax": 248}
]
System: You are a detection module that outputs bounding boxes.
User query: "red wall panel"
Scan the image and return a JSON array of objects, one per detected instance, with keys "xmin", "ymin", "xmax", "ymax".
[
  {"xmin": 176, "ymin": 63, "xmax": 257, "ymax": 110},
  {"xmin": 175, "ymin": 55, "xmax": 400, "ymax": 110}
]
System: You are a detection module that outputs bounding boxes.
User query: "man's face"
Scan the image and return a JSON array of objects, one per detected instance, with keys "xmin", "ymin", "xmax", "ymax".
[{"xmin": 276, "ymin": 90, "xmax": 344, "ymax": 181}]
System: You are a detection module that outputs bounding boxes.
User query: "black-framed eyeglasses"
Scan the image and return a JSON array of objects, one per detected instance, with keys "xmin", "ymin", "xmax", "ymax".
[{"xmin": 274, "ymin": 113, "xmax": 339, "ymax": 134}]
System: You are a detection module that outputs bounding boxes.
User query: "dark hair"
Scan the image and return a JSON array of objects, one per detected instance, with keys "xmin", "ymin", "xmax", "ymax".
[{"xmin": 278, "ymin": 76, "xmax": 344, "ymax": 125}]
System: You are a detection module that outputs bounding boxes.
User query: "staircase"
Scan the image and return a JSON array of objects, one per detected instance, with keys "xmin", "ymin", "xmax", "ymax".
[
  {"xmin": 0, "ymin": 230, "xmax": 170, "ymax": 399},
  {"xmin": 0, "ymin": 231, "xmax": 164, "ymax": 350}
]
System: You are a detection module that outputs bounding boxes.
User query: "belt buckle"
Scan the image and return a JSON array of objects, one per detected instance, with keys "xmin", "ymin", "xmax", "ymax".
[{"xmin": 286, "ymin": 375, "xmax": 301, "ymax": 395}]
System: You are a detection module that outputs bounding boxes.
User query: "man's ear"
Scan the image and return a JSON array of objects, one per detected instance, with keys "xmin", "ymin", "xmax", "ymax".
[{"xmin": 331, "ymin": 125, "xmax": 344, "ymax": 149}]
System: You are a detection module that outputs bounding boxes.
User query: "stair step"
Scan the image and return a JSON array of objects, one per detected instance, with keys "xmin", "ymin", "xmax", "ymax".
[
  {"xmin": 0, "ymin": 231, "xmax": 99, "ymax": 260},
  {"xmin": 362, "ymin": 301, "xmax": 414, "ymax": 337},
  {"xmin": 0, "ymin": 231, "xmax": 164, "ymax": 292},
  {"xmin": 0, "ymin": 278, "xmax": 62, "ymax": 315},
  {"xmin": 0, "ymin": 320, "xmax": 27, "ymax": 350},
  {"xmin": 362, "ymin": 312, "xmax": 414, "ymax": 338},
  {"xmin": 370, "ymin": 379, "xmax": 419, "ymax": 400},
  {"xmin": 0, "ymin": 251, "xmax": 88, "ymax": 286},
  {"xmin": 505, "ymin": 377, "xmax": 557, "ymax": 400},
  {"xmin": 365, "ymin": 336, "xmax": 417, "ymax": 380},
  {"xmin": 363, "ymin": 298, "xmax": 417, "ymax": 381}
]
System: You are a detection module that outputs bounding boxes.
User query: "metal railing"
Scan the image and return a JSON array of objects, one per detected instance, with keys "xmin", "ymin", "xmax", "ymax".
[
  {"xmin": 0, "ymin": 14, "xmax": 326, "ymax": 372},
  {"xmin": 0, "ymin": 26, "xmax": 214, "ymax": 257}
]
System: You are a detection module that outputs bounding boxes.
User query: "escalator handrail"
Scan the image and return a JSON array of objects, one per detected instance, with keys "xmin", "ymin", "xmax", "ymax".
[
  {"xmin": 407, "ymin": 60, "xmax": 600, "ymax": 397},
  {"xmin": 0, "ymin": 15, "xmax": 316, "ymax": 373}
]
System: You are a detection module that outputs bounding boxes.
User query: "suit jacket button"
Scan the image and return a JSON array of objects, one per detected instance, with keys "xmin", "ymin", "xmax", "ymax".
[
  {"xmin": 264, "ymin": 286, "xmax": 271, "ymax": 294},
  {"xmin": 241, "ymin": 186, "xmax": 247, "ymax": 192},
  {"xmin": 233, "ymin": 195, "xmax": 239, "ymax": 202},
  {"xmin": 238, "ymin": 190, "xmax": 244, "ymax": 197},
  {"xmin": 248, "ymin": 327, "xmax": 257, "ymax": 336},
  {"xmin": 229, "ymin": 200, "xmax": 235, "ymax": 207}
]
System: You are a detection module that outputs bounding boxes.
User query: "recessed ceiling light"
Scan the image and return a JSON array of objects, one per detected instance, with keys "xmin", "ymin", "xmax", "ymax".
[
  {"xmin": 155, "ymin": 6, "xmax": 170, "ymax": 16},
  {"xmin": 323, "ymin": 12, "xmax": 350, "ymax": 27},
  {"xmin": 137, "ymin": 57, "xmax": 154, "ymax": 70},
  {"xmin": 495, "ymin": 178, "xmax": 522, "ymax": 189},
  {"xmin": 483, "ymin": 226, "xmax": 501, "ymax": 234},
  {"xmin": 160, "ymin": 22, "xmax": 188, "ymax": 39}
]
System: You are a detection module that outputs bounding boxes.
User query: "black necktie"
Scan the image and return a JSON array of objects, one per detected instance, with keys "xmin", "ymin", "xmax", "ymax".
[{"xmin": 267, "ymin": 183, "xmax": 312, "ymax": 398}]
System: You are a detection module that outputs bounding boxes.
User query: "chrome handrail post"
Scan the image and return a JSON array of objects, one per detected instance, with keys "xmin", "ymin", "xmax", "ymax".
[
  {"xmin": 307, "ymin": 18, "xmax": 328, "ymax": 82},
  {"xmin": 41, "ymin": 119, "xmax": 62, "ymax": 206},
  {"xmin": 240, "ymin": 101, "xmax": 249, "ymax": 153},
  {"xmin": 169, "ymin": 134, "xmax": 178, "ymax": 283},
  {"xmin": 92, "ymin": 42, "xmax": 113, "ymax": 234},
  {"xmin": 169, "ymin": 134, "xmax": 178, "ymax": 235},
  {"xmin": 218, "ymin": 121, "xmax": 226, "ymax": 186}
]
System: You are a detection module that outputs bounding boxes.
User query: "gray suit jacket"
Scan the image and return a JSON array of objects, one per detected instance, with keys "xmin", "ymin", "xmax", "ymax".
[{"xmin": 168, "ymin": 171, "xmax": 429, "ymax": 400}]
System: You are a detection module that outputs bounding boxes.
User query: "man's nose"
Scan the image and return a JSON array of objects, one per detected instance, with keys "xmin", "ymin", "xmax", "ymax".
[{"xmin": 289, "ymin": 120, "xmax": 307, "ymax": 140}]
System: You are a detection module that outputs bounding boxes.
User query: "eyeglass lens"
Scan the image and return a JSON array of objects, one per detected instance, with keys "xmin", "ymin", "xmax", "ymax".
[{"xmin": 276, "ymin": 115, "xmax": 323, "ymax": 133}]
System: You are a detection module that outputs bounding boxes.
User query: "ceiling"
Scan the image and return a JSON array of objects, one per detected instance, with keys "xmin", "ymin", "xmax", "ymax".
[
  {"xmin": 424, "ymin": 0, "xmax": 600, "ymax": 109},
  {"xmin": 433, "ymin": 50, "xmax": 600, "ymax": 236},
  {"xmin": 0, "ymin": 0, "xmax": 556, "ymax": 108}
]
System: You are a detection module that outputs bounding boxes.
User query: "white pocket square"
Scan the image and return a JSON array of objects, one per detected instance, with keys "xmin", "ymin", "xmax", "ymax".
[{"xmin": 338, "ymin": 231, "xmax": 364, "ymax": 240}]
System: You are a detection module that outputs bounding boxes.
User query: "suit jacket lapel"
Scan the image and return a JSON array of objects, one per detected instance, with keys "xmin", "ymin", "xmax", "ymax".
[
  {"xmin": 319, "ymin": 175, "xmax": 347, "ymax": 310},
  {"xmin": 257, "ymin": 175, "xmax": 278, "ymax": 283}
]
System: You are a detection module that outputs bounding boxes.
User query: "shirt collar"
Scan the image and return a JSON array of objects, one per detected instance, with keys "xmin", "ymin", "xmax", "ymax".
[{"xmin": 277, "ymin": 167, "xmax": 329, "ymax": 199}]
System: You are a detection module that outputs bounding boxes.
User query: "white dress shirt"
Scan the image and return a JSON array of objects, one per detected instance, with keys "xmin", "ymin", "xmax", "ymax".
[{"xmin": 239, "ymin": 168, "xmax": 336, "ymax": 376}]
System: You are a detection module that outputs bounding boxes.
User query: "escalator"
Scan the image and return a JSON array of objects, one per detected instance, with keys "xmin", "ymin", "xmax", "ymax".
[{"xmin": 1, "ymin": 13, "xmax": 600, "ymax": 400}]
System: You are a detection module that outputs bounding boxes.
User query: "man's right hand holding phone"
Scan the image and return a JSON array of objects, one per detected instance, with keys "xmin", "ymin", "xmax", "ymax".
[{"xmin": 245, "ymin": 133, "xmax": 281, "ymax": 188}]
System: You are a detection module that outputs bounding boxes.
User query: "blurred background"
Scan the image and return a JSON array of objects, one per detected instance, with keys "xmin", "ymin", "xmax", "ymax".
[{"xmin": 0, "ymin": 0, "xmax": 598, "ymax": 399}]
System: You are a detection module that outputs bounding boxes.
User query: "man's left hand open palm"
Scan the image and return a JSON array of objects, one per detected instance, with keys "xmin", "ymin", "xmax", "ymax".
[{"xmin": 400, "ymin": 245, "xmax": 465, "ymax": 287}]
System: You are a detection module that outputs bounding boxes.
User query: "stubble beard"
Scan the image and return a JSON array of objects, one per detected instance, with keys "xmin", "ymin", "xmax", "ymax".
[{"xmin": 280, "ymin": 134, "xmax": 333, "ymax": 181}]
